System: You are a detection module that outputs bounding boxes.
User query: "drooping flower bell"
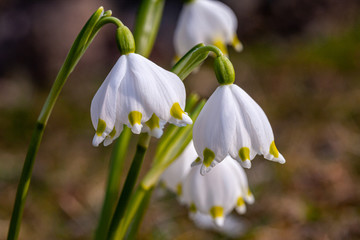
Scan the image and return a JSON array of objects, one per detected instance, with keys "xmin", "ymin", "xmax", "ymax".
[
  {"xmin": 160, "ymin": 140, "xmax": 197, "ymax": 196},
  {"xmin": 182, "ymin": 156, "xmax": 254, "ymax": 226},
  {"xmin": 193, "ymin": 56, "xmax": 285, "ymax": 174},
  {"xmin": 91, "ymin": 26, "xmax": 192, "ymax": 146},
  {"xmin": 174, "ymin": 0, "xmax": 242, "ymax": 58}
]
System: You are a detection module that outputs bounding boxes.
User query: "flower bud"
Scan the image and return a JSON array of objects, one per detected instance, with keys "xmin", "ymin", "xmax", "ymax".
[
  {"xmin": 214, "ymin": 55, "xmax": 235, "ymax": 85},
  {"xmin": 116, "ymin": 26, "xmax": 135, "ymax": 55}
]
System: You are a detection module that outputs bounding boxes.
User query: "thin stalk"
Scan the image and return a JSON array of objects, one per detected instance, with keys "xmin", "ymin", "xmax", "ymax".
[
  {"xmin": 125, "ymin": 187, "xmax": 154, "ymax": 240},
  {"xmin": 7, "ymin": 7, "xmax": 105, "ymax": 240},
  {"xmin": 114, "ymin": 186, "xmax": 148, "ymax": 239},
  {"xmin": 94, "ymin": 127, "xmax": 131, "ymax": 240},
  {"xmin": 134, "ymin": 0, "xmax": 165, "ymax": 56},
  {"xmin": 7, "ymin": 123, "xmax": 44, "ymax": 240},
  {"xmin": 107, "ymin": 133, "xmax": 151, "ymax": 240}
]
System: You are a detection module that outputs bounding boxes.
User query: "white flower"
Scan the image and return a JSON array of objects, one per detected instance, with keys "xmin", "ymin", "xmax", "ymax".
[
  {"xmin": 160, "ymin": 140, "xmax": 198, "ymax": 196},
  {"xmin": 91, "ymin": 53, "xmax": 192, "ymax": 147},
  {"xmin": 174, "ymin": 0, "xmax": 242, "ymax": 58},
  {"xmin": 182, "ymin": 156, "xmax": 254, "ymax": 226},
  {"xmin": 193, "ymin": 84, "xmax": 285, "ymax": 174}
]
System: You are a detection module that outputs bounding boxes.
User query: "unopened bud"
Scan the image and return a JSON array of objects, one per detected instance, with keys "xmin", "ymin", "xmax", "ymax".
[
  {"xmin": 116, "ymin": 26, "xmax": 135, "ymax": 55},
  {"xmin": 214, "ymin": 55, "xmax": 235, "ymax": 85}
]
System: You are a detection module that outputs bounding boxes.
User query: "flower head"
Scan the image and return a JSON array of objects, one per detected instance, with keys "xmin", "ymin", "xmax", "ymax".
[
  {"xmin": 91, "ymin": 53, "xmax": 192, "ymax": 146},
  {"xmin": 174, "ymin": 0, "xmax": 242, "ymax": 58},
  {"xmin": 182, "ymin": 156, "xmax": 254, "ymax": 226},
  {"xmin": 193, "ymin": 84, "xmax": 285, "ymax": 174}
]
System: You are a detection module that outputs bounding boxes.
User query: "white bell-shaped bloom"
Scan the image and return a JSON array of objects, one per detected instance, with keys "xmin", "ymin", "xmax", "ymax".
[
  {"xmin": 174, "ymin": 0, "xmax": 242, "ymax": 58},
  {"xmin": 91, "ymin": 53, "xmax": 192, "ymax": 146},
  {"xmin": 182, "ymin": 156, "xmax": 254, "ymax": 226},
  {"xmin": 193, "ymin": 84, "xmax": 285, "ymax": 174},
  {"xmin": 160, "ymin": 141, "xmax": 198, "ymax": 197}
]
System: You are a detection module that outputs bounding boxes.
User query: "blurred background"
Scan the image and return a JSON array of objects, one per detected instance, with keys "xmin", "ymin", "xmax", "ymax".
[{"xmin": 1, "ymin": 0, "xmax": 360, "ymax": 239}]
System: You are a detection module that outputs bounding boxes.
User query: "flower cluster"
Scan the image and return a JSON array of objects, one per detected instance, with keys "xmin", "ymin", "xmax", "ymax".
[
  {"xmin": 161, "ymin": 142, "xmax": 254, "ymax": 227},
  {"xmin": 89, "ymin": 1, "xmax": 286, "ymax": 234}
]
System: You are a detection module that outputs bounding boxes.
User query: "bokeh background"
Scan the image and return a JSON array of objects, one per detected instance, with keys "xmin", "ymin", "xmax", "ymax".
[{"xmin": 1, "ymin": 0, "xmax": 360, "ymax": 239}]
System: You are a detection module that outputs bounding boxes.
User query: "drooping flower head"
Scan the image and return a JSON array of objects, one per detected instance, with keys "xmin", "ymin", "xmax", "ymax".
[
  {"xmin": 193, "ymin": 55, "xmax": 285, "ymax": 174},
  {"xmin": 174, "ymin": 0, "xmax": 242, "ymax": 58},
  {"xmin": 182, "ymin": 156, "xmax": 254, "ymax": 226},
  {"xmin": 91, "ymin": 26, "xmax": 192, "ymax": 146}
]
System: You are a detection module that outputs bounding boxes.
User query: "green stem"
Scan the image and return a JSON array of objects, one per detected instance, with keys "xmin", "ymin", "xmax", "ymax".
[
  {"xmin": 114, "ymin": 186, "xmax": 148, "ymax": 239},
  {"xmin": 7, "ymin": 123, "xmax": 44, "ymax": 240},
  {"xmin": 7, "ymin": 7, "xmax": 105, "ymax": 240},
  {"xmin": 125, "ymin": 187, "xmax": 154, "ymax": 240},
  {"xmin": 199, "ymin": 45, "xmax": 223, "ymax": 57},
  {"xmin": 134, "ymin": 0, "xmax": 165, "ymax": 56},
  {"xmin": 94, "ymin": 127, "xmax": 131, "ymax": 240},
  {"xmin": 107, "ymin": 133, "xmax": 151, "ymax": 240}
]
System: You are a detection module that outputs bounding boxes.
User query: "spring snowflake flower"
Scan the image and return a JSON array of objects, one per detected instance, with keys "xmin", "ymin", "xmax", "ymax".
[
  {"xmin": 182, "ymin": 156, "xmax": 254, "ymax": 226},
  {"xmin": 91, "ymin": 53, "xmax": 192, "ymax": 147},
  {"xmin": 193, "ymin": 83, "xmax": 286, "ymax": 174},
  {"xmin": 174, "ymin": 0, "xmax": 242, "ymax": 58},
  {"xmin": 160, "ymin": 141, "xmax": 198, "ymax": 196}
]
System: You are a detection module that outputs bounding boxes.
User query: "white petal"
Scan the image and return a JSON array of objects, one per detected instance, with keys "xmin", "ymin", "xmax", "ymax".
[
  {"xmin": 131, "ymin": 123, "xmax": 142, "ymax": 134},
  {"xmin": 230, "ymin": 84, "xmax": 283, "ymax": 162},
  {"xmin": 196, "ymin": 0, "xmax": 237, "ymax": 42},
  {"xmin": 200, "ymin": 161, "xmax": 217, "ymax": 176},
  {"xmin": 174, "ymin": 0, "xmax": 238, "ymax": 56},
  {"xmin": 92, "ymin": 134, "xmax": 105, "ymax": 147},
  {"xmin": 103, "ymin": 124, "xmax": 123, "ymax": 147},
  {"xmin": 117, "ymin": 55, "xmax": 149, "ymax": 126},
  {"xmin": 90, "ymin": 56, "xmax": 126, "ymax": 146},
  {"xmin": 182, "ymin": 160, "xmax": 240, "ymax": 216},
  {"xmin": 246, "ymin": 193, "xmax": 255, "ymax": 205},
  {"xmin": 274, "ymin": 152, "xmax": 286, "ymax": 164},
  {"xmin": 235, "ymin": 204, "xmax": 246, "ymax": 215},
  {"xmin": 214, "ymin": 217, "xmax": 225, "ymax": 227},
  {"xmin": 117, "ymin": 53, "xmax": 191, "ymax": 129},
  {"xmin": 193, "ymin": 85, "xmax": 236, "ymax": 165},
  {"xmin": 161, "ymin": 141, "xmax": 198, "ymax": 194}
]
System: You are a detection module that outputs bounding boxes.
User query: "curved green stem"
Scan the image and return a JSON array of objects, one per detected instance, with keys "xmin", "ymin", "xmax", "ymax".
[
  {"xmin": 7, "ymin": 7, "xmax": 108, "ymax": 240},
  {"xmin": 171, "ymin": 44, "xmax": 224, "ymax": 80},
  {"xmin": 200, "ymin": 45, "xmax": 224, "ymax": 57},
  {"xmin": 94, "ymin": 16, "xmax": 124, "ymax": 30},
  {"xmin": 107, "ymin": 134, "xmax": 151, "ymax": 240}
]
